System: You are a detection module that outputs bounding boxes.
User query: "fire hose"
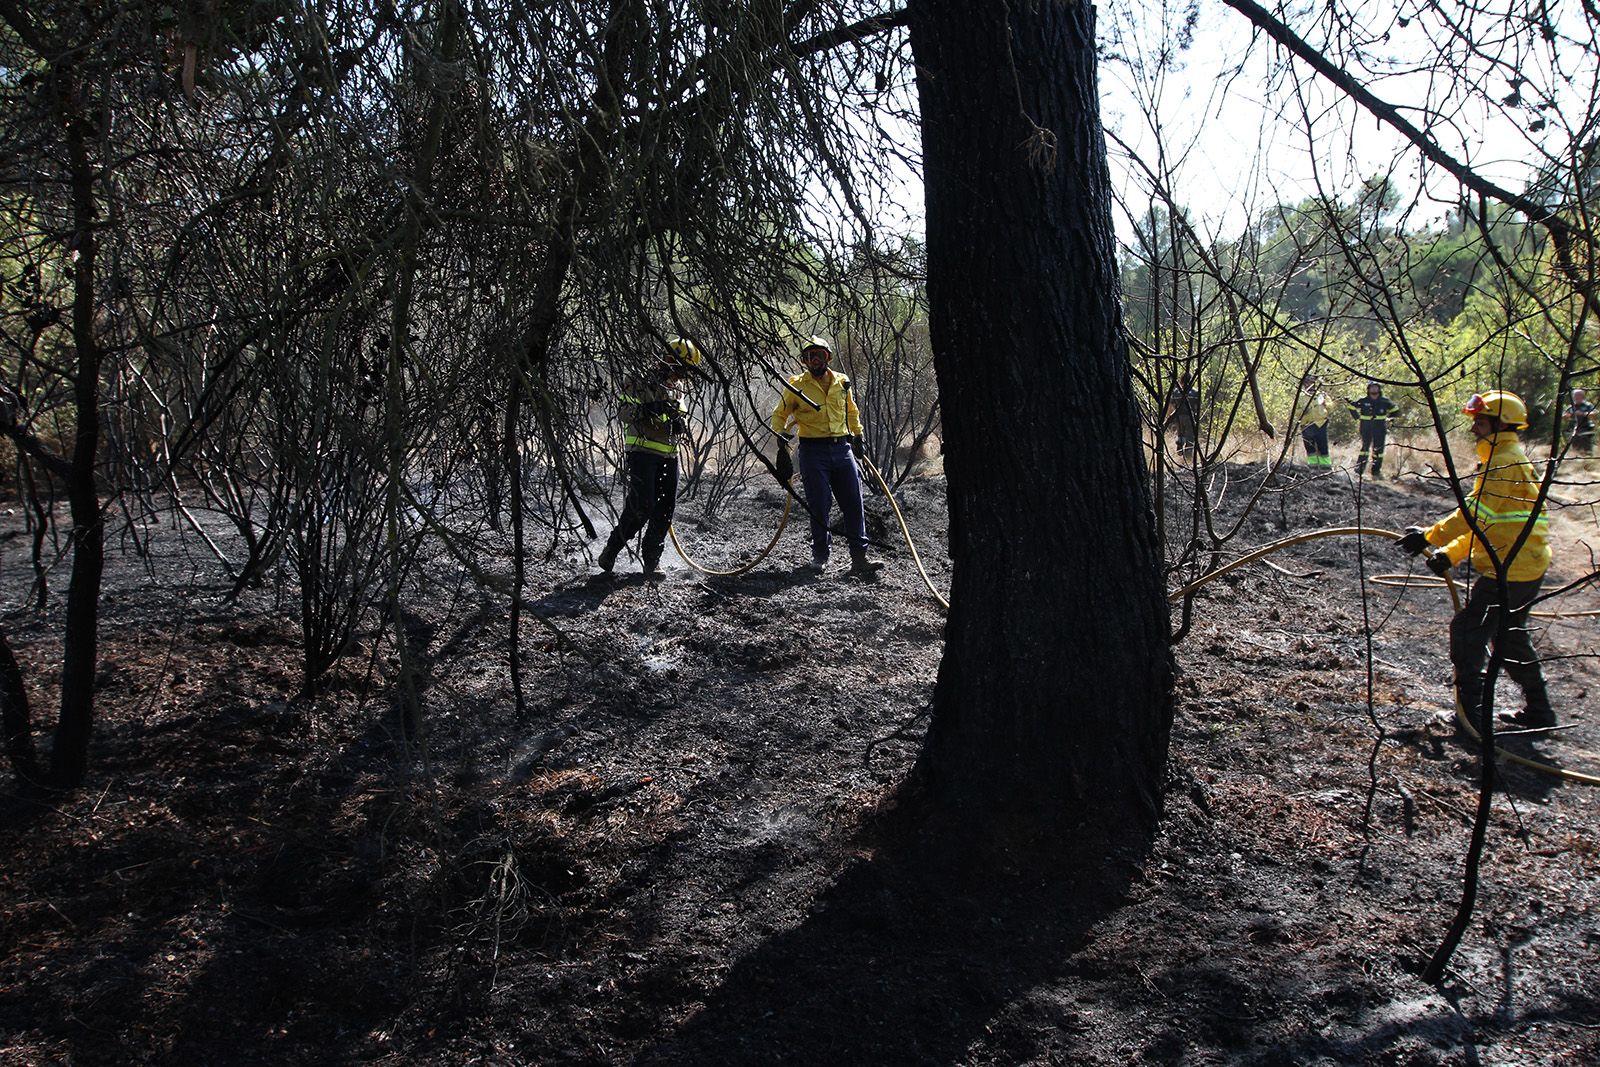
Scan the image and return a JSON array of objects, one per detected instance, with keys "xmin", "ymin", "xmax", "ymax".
[
  {"xmin": 671, "ymin": 463, "xmax": 1595, "ymax": 785},
  {"xmin": 1170, "ymin": 526, "xmax": 1600, "ymax": 787}
]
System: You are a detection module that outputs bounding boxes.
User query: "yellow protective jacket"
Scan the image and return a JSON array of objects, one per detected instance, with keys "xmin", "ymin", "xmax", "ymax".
[
  {"xmin": 770, "ymin": 369, "xmax": 863, "ymax": 439},
  {"xmin": 619, "ymin": 374, "xmax": 685, "ymax": 456},
  {"xmin": 1423, "ymin": 431, "xmax": 1550, "ymax": 581},
  {"xmin": 1301, "ymin": 392, "xmax": 1331, "ymax": 428}
]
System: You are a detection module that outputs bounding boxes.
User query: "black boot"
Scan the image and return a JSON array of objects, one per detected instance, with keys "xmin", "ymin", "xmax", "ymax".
[
  {"xmin": 1500, "ymin": 707, "xmax": 1557, "ymax": 730},
  {"xmin": 1500, "ymin": 666, "xmax": 1556, "ymax": 729},
  {"xmin": 597, "ymin": 534, "xmax": 623, "ymax": 573},
  {"xmin": 642, "ymin": 552, "xmax": 663, "ymax": 580},
  {"xmin": 1500, "ymin": 683, "xmax": 1555, "ymax": 729},
  {"xmin": 848, "ymin": 547, "xmax": 883, "ymax": 580}
]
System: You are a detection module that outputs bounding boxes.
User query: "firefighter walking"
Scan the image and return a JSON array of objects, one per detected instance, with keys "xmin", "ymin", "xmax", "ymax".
[
  {"xmin": 596, "ymin": 337, "xmax": 700, "ymax": 578},
  {"xmin": 1396, "ymin": 389, "xmax": 1556, "ymax": 730}
]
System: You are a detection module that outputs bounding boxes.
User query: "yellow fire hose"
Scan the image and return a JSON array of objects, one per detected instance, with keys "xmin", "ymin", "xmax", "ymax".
[
  {"xmin": 1171, "ymin": 526, "xmax": 1600, "ymax": 787},
  {"xmin": 669, "ymin": 454, "xmax": 953, "ymax": 607},
  {"xmin": 668, "ymin": 491, "xmax": 794, "ymax": 577},
  {"xmin": 860, "ymin": 455, "xmax": 950, "ymax": 610},
  {"xmin": 670, "ymin": 465, "xmax": 1595, "ymax": 786}
]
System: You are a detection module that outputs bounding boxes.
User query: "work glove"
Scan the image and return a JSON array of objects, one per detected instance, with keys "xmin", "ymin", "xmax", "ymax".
[
  {"xmin": 1396, "ymin": 527, "xmax": 1429, "ymax": 556},
  {"xmin": 669, "ymin": 413, "xmax": 688, "ymax": 436},
  {"xmin": 774, "ymin": 443, "xmax": 794, "ymax": 484},
  {"xmin": 1425, "ymin": 552, "xmax": 1454, "ymax": 578},
  {"xmin": 849, "ymin": 435, "xmax": 864, "ymax": 460}
]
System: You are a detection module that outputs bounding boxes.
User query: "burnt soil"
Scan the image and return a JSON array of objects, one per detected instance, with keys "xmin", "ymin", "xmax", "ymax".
[{"xmin": 1, "ymin": 462, "xmax": 1598, "ymax": 1066}]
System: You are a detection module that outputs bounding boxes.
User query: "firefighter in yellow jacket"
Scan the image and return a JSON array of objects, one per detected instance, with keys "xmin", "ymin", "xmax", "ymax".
[
  {"xmin": 597, "ymin": 338, "xmax": 700, "ymax": 578},
  {"xmin": 1299, "ymin": 380, "xmax": 1333, "ymax": 470},
  {"xmin": 1396, "ymin": 390, "xmax": 1555, "ymax": 729},
  {"xmin": 770, "ymin": 336, "xmax": 883, "ymax": 578}
]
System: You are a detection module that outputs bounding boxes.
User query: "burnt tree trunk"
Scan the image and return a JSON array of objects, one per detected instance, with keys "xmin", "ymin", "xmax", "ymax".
[
  {"xmin": 908, "ymin": 0, "xmax": 1174, "ymax": 860},
  {"xmin": 51, "ymin": 78, "xmax": 107, "ymax": 790},
  {"xmin": 0, "ymin": 628, "xmax": 40, "ymax": 786}
]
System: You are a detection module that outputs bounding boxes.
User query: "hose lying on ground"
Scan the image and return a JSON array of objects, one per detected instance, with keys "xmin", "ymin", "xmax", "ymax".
[
  {"xmin": 668, "ymin": 491, "xmax": 793, "ymax": 577},
  {"xmin": 673, "ymin": 451, "xmax": 951, "ymax": 606},
  {"xmin": 671, "ymin": 466, "xmax": 1595, "ymax": 786},
  {"xmin": 1171, "ymin": 526, "xmax": 1600, "ymax": 787},
  {"xmin": 860, "ymin": 455, "xmax": 950, "ymax": 610}
]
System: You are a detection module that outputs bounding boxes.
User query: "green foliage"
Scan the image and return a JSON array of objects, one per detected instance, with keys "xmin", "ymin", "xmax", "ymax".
[{"xmin": 1124, "ymin": 173, "xmax": 1593, "ymax": 454}]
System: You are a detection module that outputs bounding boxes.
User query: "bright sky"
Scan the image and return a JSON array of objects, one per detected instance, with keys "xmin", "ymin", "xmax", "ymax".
[
  {"xmin": 1097, "ymin": 0, "xmax": 1584, "ymax": 241},
  {"xmin": 813, "ymin": 1, "xmax": 1591, "ymax": 262}
]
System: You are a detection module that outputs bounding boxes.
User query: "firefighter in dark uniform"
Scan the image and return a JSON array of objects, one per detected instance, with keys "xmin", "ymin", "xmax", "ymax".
[
  {"xmin": 596, "ymin": 337, "xmax": 700, "ymax": 578},
  {"xmin": 1346, "ymin": 380, "xmax": 1398, "ymax": 478},
  {"xmin": 1163, "ymin": 375, "xmax": 1200, "ymax": 455},
  {"xmin": 1567, "ymin": 387, "xmax": 1594, "ymax": 456}
]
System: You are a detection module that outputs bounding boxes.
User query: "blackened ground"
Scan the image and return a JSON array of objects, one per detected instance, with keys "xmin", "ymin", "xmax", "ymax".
[{"xmin": 0, "ymin": 461, "xmax": 1597, "ymax": 1066}]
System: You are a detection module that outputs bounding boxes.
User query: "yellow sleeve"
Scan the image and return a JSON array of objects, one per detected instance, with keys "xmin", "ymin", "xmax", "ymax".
[
  {"xmin": 1425, "ymin": 468, "xmax": 1487, "ymax": 564},
  {"xmin": 771, "ymin": 389, "xmax": 795, "ymax": 436},
  {"xmin": 846, "ymin": 383, "xmax": 863, "ymax": 437}
]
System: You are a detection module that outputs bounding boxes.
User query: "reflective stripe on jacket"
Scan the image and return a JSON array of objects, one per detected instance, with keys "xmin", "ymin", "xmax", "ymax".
[
  {"xmin": 770, "ymin": 370, "xmax": 863, "ymax": 439},
  {"xmin": 1347, "ymin": 396, "xmax": 1396, "ymax": 423},
  {"xmin": 1424, "ymin": 431, "xmax": 1550, "ymax": 581},
  {"xmin": 620, "ymin": 375, "xmax": 683, "ymax": 456}
]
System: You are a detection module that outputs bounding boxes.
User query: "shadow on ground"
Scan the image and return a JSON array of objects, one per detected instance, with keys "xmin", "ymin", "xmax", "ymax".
[{"xmin": 640, "ymin": 835, "xmax": 1134, "ymax": 1066}]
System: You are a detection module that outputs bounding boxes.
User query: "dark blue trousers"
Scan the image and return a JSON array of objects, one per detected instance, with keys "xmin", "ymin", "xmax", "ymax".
[
  {"xmin": 1357, "ymin": 423, "xmax": 1387, "ymax": 476},
  {"xmin": 797, "ymin": 439, "xmax": 867, "ymax": 559}
]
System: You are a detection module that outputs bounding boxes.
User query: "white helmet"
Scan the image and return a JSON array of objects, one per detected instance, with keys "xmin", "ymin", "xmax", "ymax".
[{"xmin": 800, "ymin": 335, "xmax": 832, "ymax": 357}]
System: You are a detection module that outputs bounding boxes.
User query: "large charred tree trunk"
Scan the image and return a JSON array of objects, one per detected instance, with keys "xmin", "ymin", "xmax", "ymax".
[{"xmin": 908, "ymin": 0, "xmax": 1174, "ymax": 858}]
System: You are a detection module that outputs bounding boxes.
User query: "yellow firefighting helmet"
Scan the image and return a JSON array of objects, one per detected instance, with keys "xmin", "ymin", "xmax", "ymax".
[
  {"xmin": 666, "ymin": 337, "xmax": 702, "ymax": 368},
  {"xmin": 1462, "ymin": 389, "xmax": 1528, "ymax": 429}
]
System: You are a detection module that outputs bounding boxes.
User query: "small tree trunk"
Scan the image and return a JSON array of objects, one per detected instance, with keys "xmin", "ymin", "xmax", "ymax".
[
  {"xmin": 0, "ymin": 628, "xmax": 41, "ymax": 786},
  {"xmin": 50, "ymin": 88, "xmax": 107, "ymax": 790},
  {"xmin": 505, "ymin": 372, "xmax": 527, "ymax": 719}
]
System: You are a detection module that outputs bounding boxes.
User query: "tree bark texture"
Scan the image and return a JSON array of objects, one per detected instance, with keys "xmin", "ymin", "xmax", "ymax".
[
  {"xmin": 0, "ymin": 627, "xmax": 40, "ymax": 785},
  {"xmin": 909, "ymin": 0, "xmax": 1174, "ymax": 854},
  {"xmin": 52, "ymin": 81, "xmax": 107, "ymax": 790}
]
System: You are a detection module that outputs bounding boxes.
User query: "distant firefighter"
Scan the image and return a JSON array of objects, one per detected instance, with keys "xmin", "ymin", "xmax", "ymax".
[
  {"xmin": 1299, "ymin": 380, "xmax": 1332, "ymax": 470},
  {"xmin": 1567, "ymin": 387, "xmax": 1594, "ymax": 456},
  {"xmin": 1163, "ymin": 375, "xmax": 1200, "ymax": 455},
  {"xmin": 1345, "ymin": 381, "xmax": 1397, "ymax": 478}
]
